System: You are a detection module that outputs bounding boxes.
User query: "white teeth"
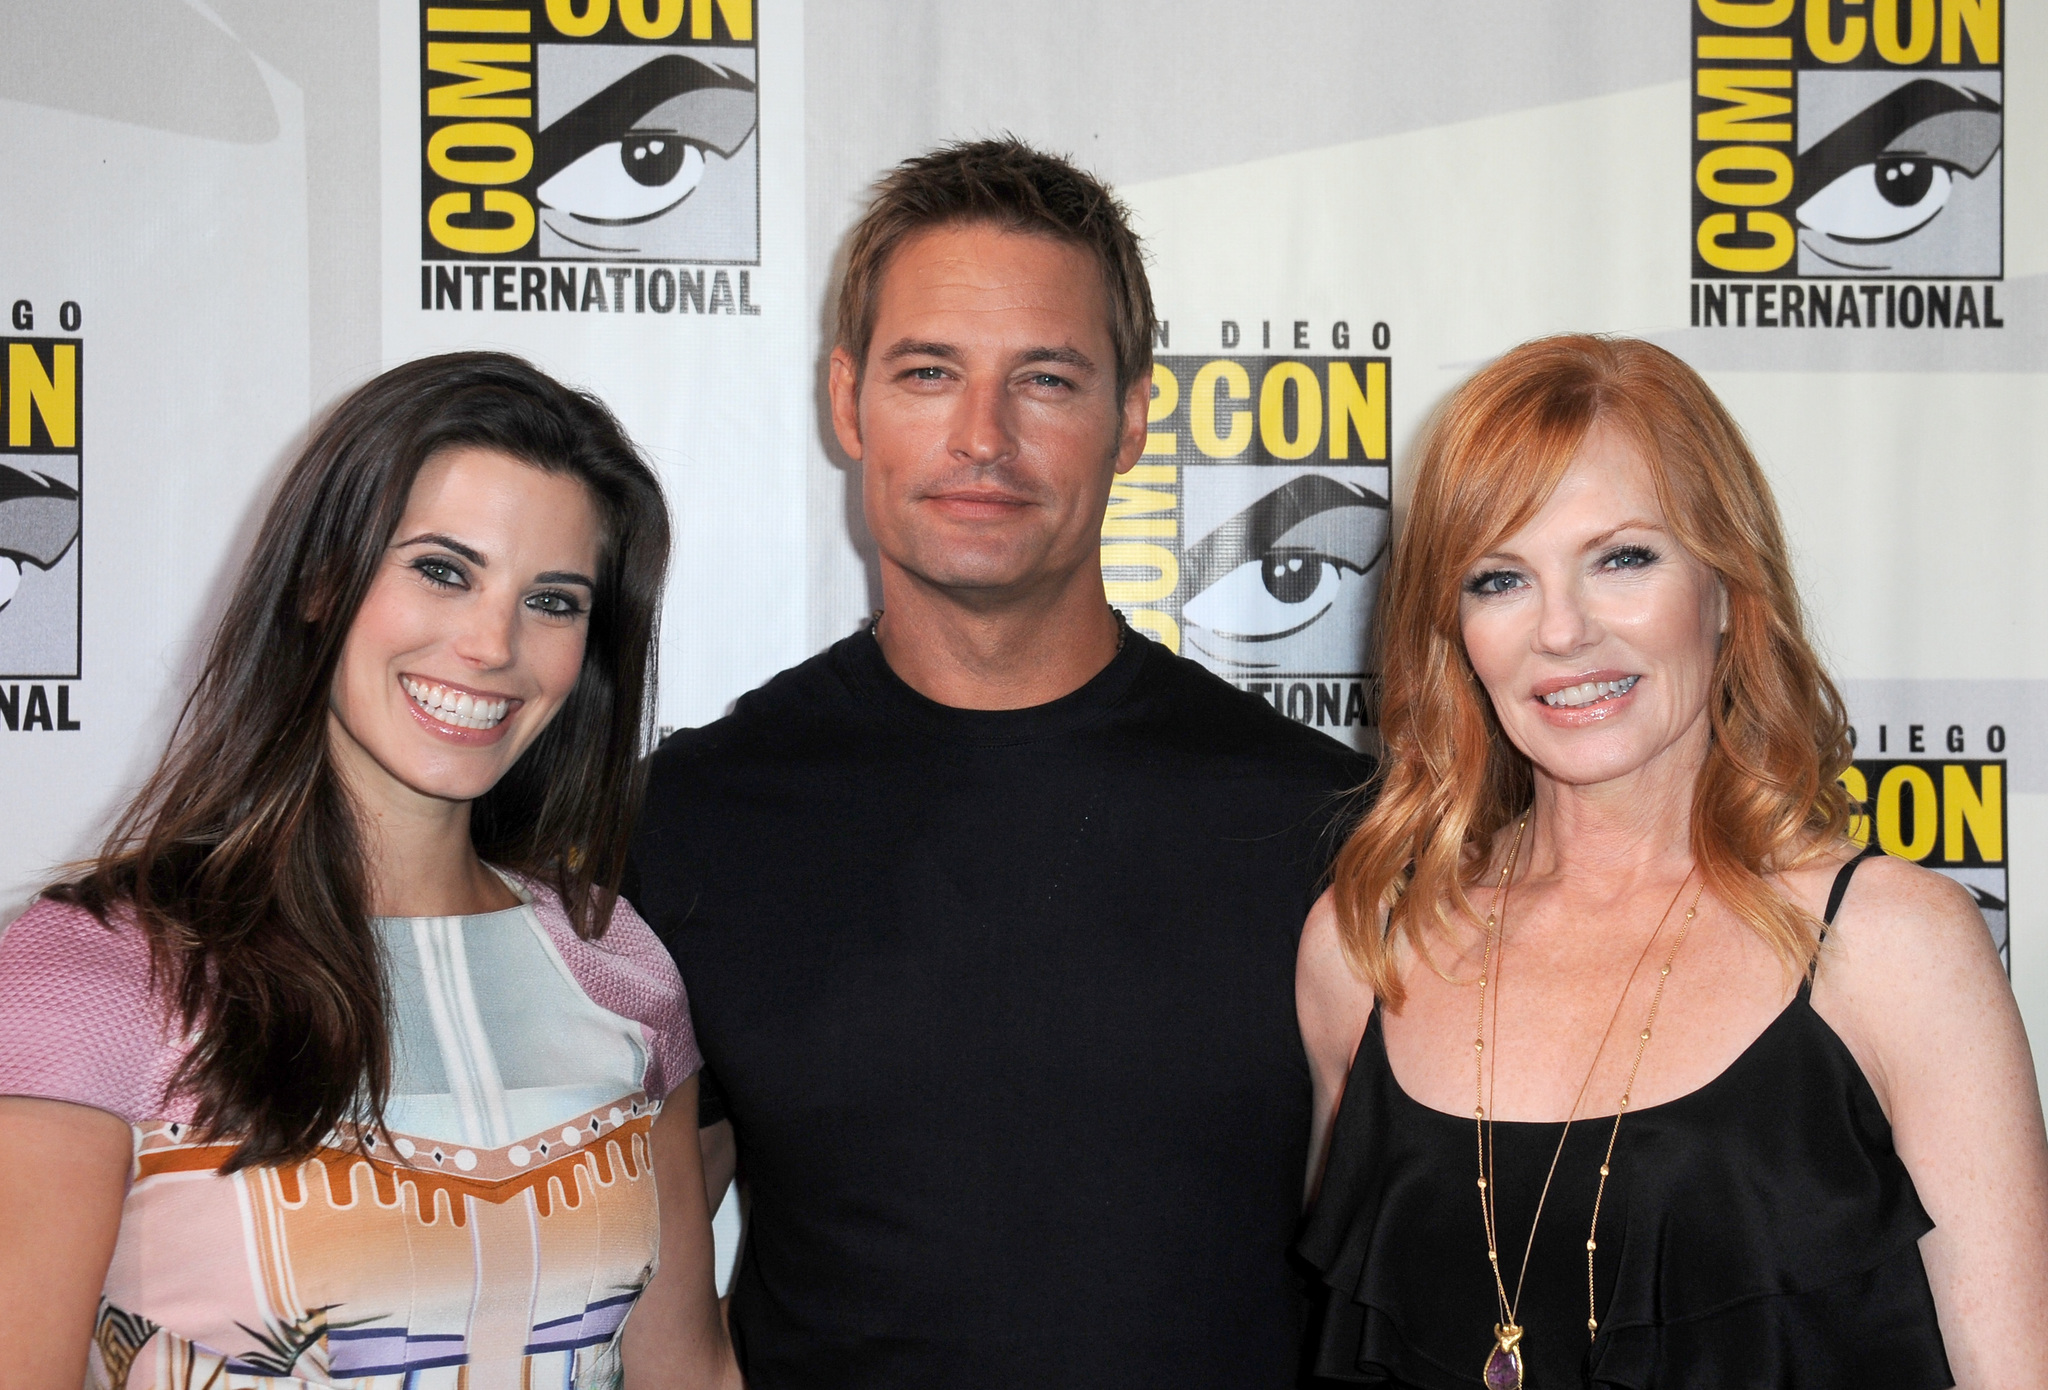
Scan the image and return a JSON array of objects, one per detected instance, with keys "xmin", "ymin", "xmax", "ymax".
[
  {"xmin": 1541, "ymin": 675, "xmax": 1639, "ymax": 709},
  {"xmin": 401, "ymin": 677, "xmax": 510, "ymax": 730}
]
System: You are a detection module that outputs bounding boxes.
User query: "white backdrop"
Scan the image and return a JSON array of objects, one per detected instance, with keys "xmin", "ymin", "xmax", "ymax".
[{"xmin": 1, "ymin": 0, "xmax": 2038, "ymax": 1279}]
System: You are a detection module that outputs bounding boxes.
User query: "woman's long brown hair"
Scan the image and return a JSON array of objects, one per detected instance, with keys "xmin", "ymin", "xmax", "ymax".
[
  {"xmin": 49, "ymin": 352, "xmax": 670, "ymax": 1169},
  {"xmin": 1331, "ymin": 335, "xmax": 1852, "ymax": 1009}
]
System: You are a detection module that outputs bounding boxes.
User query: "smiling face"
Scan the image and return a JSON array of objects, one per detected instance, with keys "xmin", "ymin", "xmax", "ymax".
[
  {"xmin": 1457, "ymin": 420, "xmax": 1726, "ymax": 794},
  {"xmin": 327, "ymin": 447, "xmax": 602, "ymax": 817},
  {"xmin": 830, "ymin": 222, "xmax": 1148, "ymax": 603}
]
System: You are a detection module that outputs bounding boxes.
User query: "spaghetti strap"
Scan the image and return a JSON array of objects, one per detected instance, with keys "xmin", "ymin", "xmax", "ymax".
[{"xmin": 1822, "ymin": 842, "xmax": 1885, "ymax": 934}]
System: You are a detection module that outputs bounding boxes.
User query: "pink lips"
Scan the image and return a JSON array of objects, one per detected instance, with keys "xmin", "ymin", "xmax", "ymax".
[
  {"xmin": 400, "ymin": 673, "xmax": 522, "ymax": 748},
  {"xmin": 1530, "ymin": 670, "xmax": 1639, "ymax": 728}
]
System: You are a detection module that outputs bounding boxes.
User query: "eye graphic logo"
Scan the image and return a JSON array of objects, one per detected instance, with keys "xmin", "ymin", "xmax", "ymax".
[
  {"xmin": 1796, "ymin": 74, "xmax": 2000, "ymax": 275},
  {"xmin": 420, "ymin": 1, "xmax": 759, "ymax": 264},
  {"xmin": 1690, "ymin": 0, "xmax": 2001, "ymax": 290},
  {"xmin": 534, "ymin": 48, "xmax": 756, "ymax": 260},
  {"xmin": 1104, "ymin": 350, "xmax": 1389, "ymax": 746},
  {"xmin": 0, "ymin": 336, "xmax": 82, "ymax": 683},
  {"xmin": 1180, "ymin": 473, "xmax": 1388, "ymax": 676}
]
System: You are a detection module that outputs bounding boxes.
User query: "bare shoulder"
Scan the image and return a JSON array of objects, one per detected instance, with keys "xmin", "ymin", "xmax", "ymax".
[
  {"xmin": 1812, "ymin": 850, "xmax": 2000, "ymax": 987},
  {"xmin": 1296, "ymin": 888, "xmax": 1364, "ymax": 1001},
  {"xmin": 1804, "ymin": 848, "xmax": 2017, "ymax": 1113},
  {"xmin": 1297, "ymin": 888, "xmax": 1376, "ymax": 1072}
]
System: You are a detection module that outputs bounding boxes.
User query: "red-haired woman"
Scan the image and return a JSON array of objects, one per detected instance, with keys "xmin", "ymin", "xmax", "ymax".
[
  {"xmin": 1297, "ymin": 335, "xmax": 2048, "ymax": 1388},
  {"xmin": 0, "ymin": 354, "xmax": 737, "ymax": 1390}
]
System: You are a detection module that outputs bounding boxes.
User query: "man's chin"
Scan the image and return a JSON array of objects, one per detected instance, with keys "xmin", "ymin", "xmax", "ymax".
[{"xmin": 887, "ymin": 546, "xmax": 1064, "ymax": 599}]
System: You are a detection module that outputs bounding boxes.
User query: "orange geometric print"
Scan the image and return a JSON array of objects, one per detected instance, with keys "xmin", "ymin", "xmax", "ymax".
[{"xmin": 134, "ymin": 1112, "xmax": 655, "ymax": 1227}]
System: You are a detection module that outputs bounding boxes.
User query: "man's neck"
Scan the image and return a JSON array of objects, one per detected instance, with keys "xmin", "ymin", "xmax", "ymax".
[{"xmin": 871, "ymin": 571, "xmax": 1124, "ymax": 711}]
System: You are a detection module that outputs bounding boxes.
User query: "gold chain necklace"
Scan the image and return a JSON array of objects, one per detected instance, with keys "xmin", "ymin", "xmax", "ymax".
[{"xmin": 1472, "ymin": 831, "xmax": 1705, "ymax": 1390}]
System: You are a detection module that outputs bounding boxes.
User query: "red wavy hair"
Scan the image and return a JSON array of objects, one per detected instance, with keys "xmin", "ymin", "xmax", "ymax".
[{"xmin": 1332, "ymin": 335, "xmax": 1852, "ymax": 1006}]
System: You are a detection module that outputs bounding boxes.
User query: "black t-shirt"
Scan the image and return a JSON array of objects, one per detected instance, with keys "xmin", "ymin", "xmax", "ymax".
[{"xmin": 628, "ymin": 628, "xmax": 1369, "ymax": 1389}]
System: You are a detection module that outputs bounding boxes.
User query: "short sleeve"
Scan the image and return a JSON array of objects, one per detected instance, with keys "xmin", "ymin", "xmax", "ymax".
[
  {"xmin": 519, "ymin": 879, "xmax": 703, "ymax": 1101},
  {"xmin": 0, "ymin": 898, "xmax": 189, "ymax": 1125}
]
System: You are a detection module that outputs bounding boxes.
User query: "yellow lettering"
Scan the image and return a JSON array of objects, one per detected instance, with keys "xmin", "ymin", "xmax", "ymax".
[
  {"xmin": 1190, "ymin": 360, "xmax": 1251, "ymax": 458},
  {"xmin": 1328, "ymin": 361, "xmax": 1387, "ymax": 461},
  {"xmin": 1941, "ymin": 0, "xmax": 1997, "ymax": 61},
  {"xmin": 427, "ymin": 190, "xmax": 536, "ymax": 253},
  {"xmin": 426, "ymin": 7, "xmax": 530, "ymax": 31},
  {"xmin": 1699, "ymin": 0, "xmax": 1796, "ymax": 24},
  {"xmin": 1839, "ymin": 766, "xmax": 1871, "ymax": 846},
  {"xmin": 428, "ymin": 121, "xmax": 532, "ymax": 185},
  {"xmin": 1697, "ymin": 145, "xmax": 1794, "ymax": 205},
  {"xmin": 1874, "ymin": 0, "xmax": 1935, "ymax": 61},
  {"xmin": 1145, "ymin": 363, "xmax": 1179, "ymax": 456},
  {"xmin": 1806, "ymin": 0, "xmax": 1867, "ymax": 62},
  {"xmin": 1101, "ymin": 542, "xmax": 1179, "ymax": 606},
  {"xmin": 1696, "ymin": 70, "xmax": 1793, "ymax": 141},
  {"xmin": 545, "ymin": 0, "xmax": 609, "ymax": 36},
  {"xmin": 1877, "ymin": 764, "xmax": 1939, "ymax": 860},
  {"xmin": 7, "ymin": 343, "xmax": 75, "ymax": 448},
  {"xmin": 1696, "ymin": 211, "xmax": 1795, "ymax": 272},
  {"xmin": 427, "ymin": 44, "xmax": 533, "ymax": 118},
  {"xmin": 1259, "ymin": 361, "xmax": 1322, "ymax": 461},
  {"xmin": 1103, "ymin": 465, "xmax": 1178, "ymax": 539},
  {"xmin": 1944, "ymin": 764, "xmax": 2002, "ymax": 862},
  {"xmin": 620, "ymin": 0, "xmax": 683, "ymax": 38},
  {"xmin": 692, "ymin": 0, "xmax": 752, "ymax": 39},
  {"xmin": 1698, "ymin": 34, "xmax": 1795, "ymax": 56}
]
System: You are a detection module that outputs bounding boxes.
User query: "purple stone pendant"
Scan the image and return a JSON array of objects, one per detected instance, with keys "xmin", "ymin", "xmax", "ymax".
[{"xmin": 1483, "ymin": 1324, "xmax": 1524, "ymax": 1390}]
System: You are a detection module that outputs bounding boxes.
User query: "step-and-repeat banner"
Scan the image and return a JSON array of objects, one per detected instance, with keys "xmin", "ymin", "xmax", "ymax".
[{"xmin": 0, "ymin": 0, "xmax": 2037, "ymax": 1261}]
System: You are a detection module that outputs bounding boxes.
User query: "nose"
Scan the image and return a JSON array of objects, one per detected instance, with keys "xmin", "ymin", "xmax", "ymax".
[
  {"xmin": 450, "ymin": 591, "xmax": 518, "ymax": 671},
  {"xmin": 1533, "ymin": 573, "xmax": 1597, "ymax": 657},
  {"xmin": 948, "ymin": 374, "xmax": 1017, "ymax": 467}
]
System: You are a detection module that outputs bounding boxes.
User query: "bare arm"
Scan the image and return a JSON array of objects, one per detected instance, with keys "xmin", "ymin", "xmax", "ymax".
[
  {"xmin": 0, "ymin": 1096, "xmax": 132, "ymax": 1389},
  {"xmin": 1812, "ymin": 857, "xmax": 2048, "ymax": 1389},
  {"xmin": 1297, "ymin": 888, "xmax": 1376, "ymax": 1206},
  {"xmin": 622, "ymin": 1076, "xmax": 742, "ymax": 1390}
]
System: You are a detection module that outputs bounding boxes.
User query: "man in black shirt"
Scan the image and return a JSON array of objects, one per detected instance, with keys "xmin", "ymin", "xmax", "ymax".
[{"xmin": 629, "ymin": 138, "xmax": 1368, "ymax": 1388}]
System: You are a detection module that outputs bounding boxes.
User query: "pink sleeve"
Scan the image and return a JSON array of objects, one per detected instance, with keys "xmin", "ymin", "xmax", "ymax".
[
  {"xmin": 0, "ymin": 898, "xmax": 191, "ymax": 1125},
  {"xmin": 521, "ymin": 880, "xmax": 702, "ymax": 1101}
]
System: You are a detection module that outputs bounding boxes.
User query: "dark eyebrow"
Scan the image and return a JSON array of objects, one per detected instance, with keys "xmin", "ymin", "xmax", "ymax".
[
  {"xmin": 1018, "ymin": 346, "xmax": 1097, "ymax": 373},
  {"xmin": 535, "ymin": 570, "xmax": 596, "ymax": 589},
  {"xmin": 1796, "ymin": 79, "xmax": 2002, "ymax": 191},
  {"xmin": 395, "ymin": 532, "xmax": 484, "ymax": 564},
  {"xmin": 879, "ymin": 339, "xmax": 960, "ymax": 363}
]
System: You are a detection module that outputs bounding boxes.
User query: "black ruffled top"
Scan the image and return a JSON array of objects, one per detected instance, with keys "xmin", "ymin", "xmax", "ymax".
[{"xmin": 1298, "ymin": 857, "xmax": 1952, "ymax": 1389}]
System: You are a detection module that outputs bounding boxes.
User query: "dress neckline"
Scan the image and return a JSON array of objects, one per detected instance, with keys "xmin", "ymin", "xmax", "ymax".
[
  {"xmin": 1375, "ymin": 845, "xmax": 1883, "ymax": 1128},
  {"xmin": 1370, "ymin": 983, "xmax": 1827, "ymax": 1128}
]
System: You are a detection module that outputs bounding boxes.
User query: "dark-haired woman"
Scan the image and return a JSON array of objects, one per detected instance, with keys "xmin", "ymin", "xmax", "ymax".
[
  {"xmin": 0, "ymin": 354, "xmax": 738, "ymax": 1390},
  {"xmin": 1296, "ymin": 335, "xmax": 2048, "ymax": 1388}
]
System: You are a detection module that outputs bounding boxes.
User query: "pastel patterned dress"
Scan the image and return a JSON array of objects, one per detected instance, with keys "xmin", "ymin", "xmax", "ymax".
[{"xmin": 0, "ymin": 876, "xmax": 699, "ymax": 1390}]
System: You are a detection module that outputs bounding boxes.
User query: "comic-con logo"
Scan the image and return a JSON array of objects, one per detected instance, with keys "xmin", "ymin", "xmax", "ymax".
[
  {"xmin": 1102, "ymin": 328, "xmax": 1389, "ymax": 747},
  {"xmin": 0, "ymin": 312, "xmax": 84, "ymax": 732},
  {"xmin": 1841, "ymin": 757, "xmax": 2007, "ymax": 967},
  {"xmin": 1690, "ymin": 0, "xmax": 2003, "ymax": 328},
  {"xmin": 420, "ymin": 0, "xmax": 757, "ymax": 264}
]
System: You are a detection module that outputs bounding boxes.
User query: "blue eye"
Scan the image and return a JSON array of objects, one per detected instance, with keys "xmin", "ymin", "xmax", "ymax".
[
  {"xmin": 1603, "ymin": 545, "xmax": 1657, "ymax": 571},
  {"xmin": 1464, "ymin": 569, "xmax": 1524, "ymax": 596}
]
